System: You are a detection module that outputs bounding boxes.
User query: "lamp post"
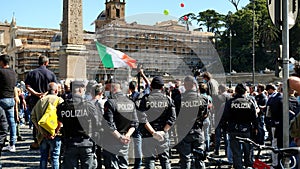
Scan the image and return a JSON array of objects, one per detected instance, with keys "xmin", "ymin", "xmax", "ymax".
[
  {"xmin": 252, "ymin": 0, "xmax": 255, "ymax": 85},
  {"xmin": 229, "ymin": 30, "xmax": 235, "ymax": 87}
]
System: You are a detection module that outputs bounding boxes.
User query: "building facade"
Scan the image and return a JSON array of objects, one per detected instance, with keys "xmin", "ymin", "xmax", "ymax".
[{"xmin": 0, "ymin": 0, "xmax": 221, "ymax": 83}]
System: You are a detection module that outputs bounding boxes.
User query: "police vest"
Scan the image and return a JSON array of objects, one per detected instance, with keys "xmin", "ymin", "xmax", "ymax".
[
  {"xmin": 107, "ymin": 94, "xmax": 137, "ymax": 133},
  {"xmin": 142, "ymin": 93, "xmax": 171, "ymax": 125},
  {"xmin": 57, "ymin": 100, "xmax": 97, "ymax": 138},
  {"xmin": 180, "ymin": 91, "xmax": 208, "ymax": 131},
  {"xmin": 229, "ymin": 97, "xmax": 255, "ymax": 124}
]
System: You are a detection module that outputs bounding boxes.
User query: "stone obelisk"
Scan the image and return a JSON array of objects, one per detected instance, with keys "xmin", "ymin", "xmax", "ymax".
[{"xmin": 59, "ymin": 0, "xmax": 87, "ymax": 84}]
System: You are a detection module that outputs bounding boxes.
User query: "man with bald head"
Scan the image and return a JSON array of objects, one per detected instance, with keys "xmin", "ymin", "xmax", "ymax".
[
  {"xmin": 31, "ymin": 82, "xmax": 63, "ymax": 169},
  {"xmin": 102, "ymin": 80, "xmax": 138, "ymax": 168},
  {"xmin": 175, "ymin": 75, "xmax": 208, "ymax": 169}
]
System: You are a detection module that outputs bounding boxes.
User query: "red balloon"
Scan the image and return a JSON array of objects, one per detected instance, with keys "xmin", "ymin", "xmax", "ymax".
[
  {"xmin": 184, "ymin": 16, "xmax": 188, "ymax": 21},
  {"xmin": 180, "ymin": 3, "xmax": 185, "ymax": 7}
]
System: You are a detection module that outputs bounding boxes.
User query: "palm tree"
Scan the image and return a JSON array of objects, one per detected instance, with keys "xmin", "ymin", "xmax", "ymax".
[{"xmin": 178, "ymin": 13, "xmax": 196, "ymax": 31}]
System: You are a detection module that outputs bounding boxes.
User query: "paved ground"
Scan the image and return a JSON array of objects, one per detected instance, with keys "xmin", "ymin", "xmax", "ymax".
[{"xmin": 0, "ymin": 125, "xmax": 272, "ymax": 169}]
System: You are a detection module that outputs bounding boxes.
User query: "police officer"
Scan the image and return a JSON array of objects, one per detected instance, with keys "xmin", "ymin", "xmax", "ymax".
[
  {"xmin": 102, "ymin": 80, "xmax": 138, "ymax": 169},
  {"xmin": 57, "ymin": 80, "xmax": 99, "ymax": 169},
  {"xmin": 223, "ymin": 83, "xmax": 257, "ymax": 169},
  {"xmin": 174, "ymin": 75, "xmax": 208, "ymax": 169},
  {"xmin": 138, "ymin": 76, "xmax": 176, "ymax": 169}
]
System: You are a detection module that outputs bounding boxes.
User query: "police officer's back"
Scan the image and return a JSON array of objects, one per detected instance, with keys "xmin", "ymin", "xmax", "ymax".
[
  {"xmin": 101, "ymin": 80, "xmax": 138, "ymax": 169},
  {"xmin": 175, "ymin": 75, "xmax": 208, "ymax": 169},
  {"xmin": 223, "ymin": 83, "xmax": 257, "ymax": 169},
  {"xmin": 57, "ymin": 80, "xmax": 98, "ymax": 169},
  {"xmin": 138, "ymin": 76, "xmax": 176, "ymax": 169}
]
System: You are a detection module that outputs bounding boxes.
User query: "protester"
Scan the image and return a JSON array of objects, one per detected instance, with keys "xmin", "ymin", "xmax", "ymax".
[
  {"xmin": 266, "ymin": 83, "xmax": 283, "ymax": 168},
  {"xmin": 211, "ymin": 84, "xmax": 231, "ymax": 157},
  {"xmin": 128, "ymin": 68, "xmax": 150, "ymax": 169},
  {"xmin": 0, "ymin": 54, "xmax": 17, "ymax": 152},
  {"xmin": 25, "ymin": 54, "xmax": 57, "ymax": 150},
  {"xmin": 0, "ymin": 106, "xmax": 8, "ymax": 168},
  {"xmin": 254, "ymin": 84, "xmax": 268, "ymax": 145},
  {"xmin": 90, "ymin": 84, "xmax": 105, "ymax": 169},
  {"xmin": 31, "ymin": 82, "xmax": 64, "ymax": 169}
]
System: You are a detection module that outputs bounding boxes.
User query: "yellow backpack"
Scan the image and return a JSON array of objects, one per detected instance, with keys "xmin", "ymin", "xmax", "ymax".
[{"xmin": 38, "ymin": 98, "xmax": 60, "ymax": 136}]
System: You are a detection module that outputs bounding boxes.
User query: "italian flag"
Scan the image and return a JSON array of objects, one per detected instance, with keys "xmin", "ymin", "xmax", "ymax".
[{"xmin": 96, "ymin": 41, "xmax": 137, "ymax": 68}]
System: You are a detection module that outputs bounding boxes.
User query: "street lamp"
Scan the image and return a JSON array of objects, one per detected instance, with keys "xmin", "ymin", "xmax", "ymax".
[
  {"xmin": 252, "ymin": 0, "xmax": 255, "ymax": 85},
  {"xmin": 229, "ymin": 30, "xmax": 236, "ymax": 87}
]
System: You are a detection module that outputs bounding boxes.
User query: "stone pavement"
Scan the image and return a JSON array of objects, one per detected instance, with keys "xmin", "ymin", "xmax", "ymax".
[
  {"xmin": 2, "ymin": 125, "xmax": 39, "ymax": 169},
  {"xmin": 0, "ymin": 125, "xmax": 272, "ymax": 169}
]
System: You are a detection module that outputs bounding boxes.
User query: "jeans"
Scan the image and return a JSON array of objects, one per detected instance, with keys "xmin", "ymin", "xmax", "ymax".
[
  {"xmin": 203, "ymin": 117, "xmax": 210, "ymax": 151},
  {"xmin": 132, "ymin": 131, "xmax": 142, "ymax": 169},
  {"xmin": 0, "ymin": 98, "xmax": 16, "ymax": 146},
  {"xmin": 63, "ymin": 146, "xmax": 97, "ymax": 169},
  {"xmin": 226, "ymin": 134, "xmax": 233, "ymax": 163},
  {"xmin": 40, "ymin": 136, "xmax": 61, "ymax": 169},
  {"xmin": 142, "ymin": 133, "xmax": 171, "ymax": 169},
  {"xmin": 229, "ymin": 132, "xmax": 253, "ymax": 169},
  {"xmin": 102, "ymin": 148, "xmax": 129, "ymax": 169},
  {"xmin": 176, "ymin": 133, "xmax": 206, "ymax": 169}
]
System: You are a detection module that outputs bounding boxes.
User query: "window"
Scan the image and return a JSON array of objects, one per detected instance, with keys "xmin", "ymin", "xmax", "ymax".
[
  {"xmin": 173, "ymin": 48, "xmax": 176, "ymax": 54},
  {"xmin": 116, "ymin": 9, "xmax": 120, "ymax": 18},
  {"xmin": 0, "ymin": 31, "xmax": 4, "ymax": 44},
  {"xmin": 27, "ymin": 38, "xmax": 33, "ymax": 44},
  {"xmin": 135, "ymin": 46, "xmax": 139, "ymax": 51},
  {"xmin": 114, "ymin": 45, "xmax": 118, "ymax": 49},
  {"xmin": 125, "ymin": 45, "xmax": 128, "ymax": 51}
]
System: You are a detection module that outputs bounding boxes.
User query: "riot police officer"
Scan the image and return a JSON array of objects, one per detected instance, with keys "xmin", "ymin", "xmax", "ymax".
[
  {"xmin": 102, "ymin": 80, "xmax": 138, "ymax": 169},
  {"xmin": 223, "ymin": 83, "xmax": 257, "ymax": 169},
  {"xmin": 138, "ymin": 76, "xmax": 176, "ymax": 169},
  {"xmin": 174, "ymin": 75, "xmax": 208, "ymax": 169},
  {"xmin": 57, "ymin": 80, "xmax": 99, "ymax": 169}
]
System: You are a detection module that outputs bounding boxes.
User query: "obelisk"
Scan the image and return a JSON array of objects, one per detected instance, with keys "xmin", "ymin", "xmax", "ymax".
[{"xmin": 58, "ymin": 0, "xmax": 87, "ymax": 84}]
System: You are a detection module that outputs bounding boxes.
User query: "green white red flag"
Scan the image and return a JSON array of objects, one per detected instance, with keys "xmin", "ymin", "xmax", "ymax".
[{"xmin": 96, "ymin": 41, "xmax": 137, "ymax": 68}]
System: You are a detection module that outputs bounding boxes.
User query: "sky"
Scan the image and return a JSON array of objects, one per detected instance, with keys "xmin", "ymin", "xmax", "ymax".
[{"xmin": 1, "ymin": 0, "xmax": 249, "ymax": 32}]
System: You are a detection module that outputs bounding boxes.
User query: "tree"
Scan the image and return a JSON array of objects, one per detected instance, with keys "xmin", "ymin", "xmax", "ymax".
[
  {"xmin": 178, "ymin": 13, "xmax": 196, "ymax": 31},
  {"xmin": 196, "ymin": 9, "xmax": 225, "ymax": 32},
  {"xmin": 228, "ymin": 0, "xmax": 241, "ymax": 11}
]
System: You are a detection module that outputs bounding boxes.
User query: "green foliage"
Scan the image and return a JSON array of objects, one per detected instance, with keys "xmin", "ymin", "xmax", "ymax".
[{"xmin": 189, "ymin": 0, "xmax": 300, "ymax": 74}]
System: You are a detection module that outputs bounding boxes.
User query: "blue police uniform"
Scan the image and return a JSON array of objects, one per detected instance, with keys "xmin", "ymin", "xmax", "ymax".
[
  {"xmin": 174, "ymin": 87, "xmax": 208, "ymax": 169},
  {"xmin": 57, "ymin": 92, "xmax": 99, "ymax": 169},
  {"xmin": 102, "ymin": 92, "xmax": 138, "ymax": 169},
  {"xmin": 139, "ymin": 88, "xmax": 176, "ymax": 169},
  {"xmin": 223, "ymin": 86, "xmax": 257, "ymax": 169}
]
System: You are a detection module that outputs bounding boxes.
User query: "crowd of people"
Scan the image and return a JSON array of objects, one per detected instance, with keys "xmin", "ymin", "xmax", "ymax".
[{"xmin": 0, "ymin": 53, "xmax": 300, "ymax": 169}]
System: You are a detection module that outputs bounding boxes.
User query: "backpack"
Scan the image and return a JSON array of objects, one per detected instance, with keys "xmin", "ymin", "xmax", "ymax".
[{"xmin": 290, "ymin": 112, "xmax": 300, "ymax": 138}]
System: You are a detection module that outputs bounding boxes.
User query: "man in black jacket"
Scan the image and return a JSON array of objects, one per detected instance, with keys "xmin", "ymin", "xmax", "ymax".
[{"xmin": 266, "ymin": 84, "xmax": 283, "ymax": 168}]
